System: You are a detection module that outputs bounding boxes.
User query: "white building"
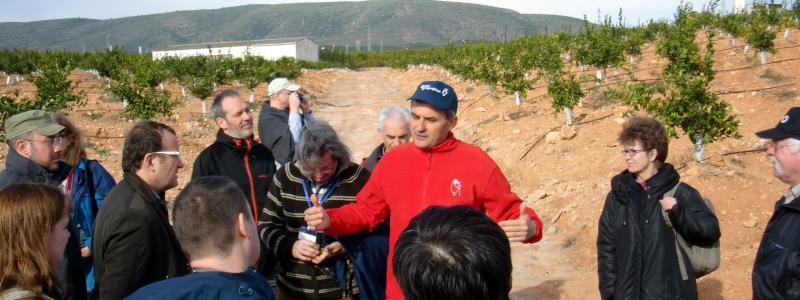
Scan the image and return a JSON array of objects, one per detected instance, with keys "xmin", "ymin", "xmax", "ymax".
[{"xmin": 152, "ymin": 37, "xmax": 319, "ymax": 62}]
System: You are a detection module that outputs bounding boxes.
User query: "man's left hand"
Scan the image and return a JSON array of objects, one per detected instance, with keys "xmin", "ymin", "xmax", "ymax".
[{"xmin": 499, "ymin": 202, "xmax": 537, "ymax": 243}]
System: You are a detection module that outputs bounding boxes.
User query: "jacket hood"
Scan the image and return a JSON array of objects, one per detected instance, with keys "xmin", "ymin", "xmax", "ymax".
[{"xmin": 611, "ymin": 163, "xmax": 680, "ymax": 204}]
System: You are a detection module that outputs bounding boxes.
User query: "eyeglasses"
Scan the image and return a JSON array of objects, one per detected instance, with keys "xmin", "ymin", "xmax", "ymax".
[
  {"xmin": 620, "ymin": 149, "xmax": 648, "ymax": 157},
  {"xmin": 151, "ymin": 151, "xmax": 180, "ymax": 157},
  {"xmin": 765, "ymin": 142, "xmax": 790, "ymax": 152},
  {"xmin": 25, "ymin": 135, "xmax": 63, "ymax": 147}
]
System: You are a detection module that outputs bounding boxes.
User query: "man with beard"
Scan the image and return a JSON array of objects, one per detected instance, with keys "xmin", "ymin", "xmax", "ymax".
[
  {"xmin": 0, "ymin": 110, "xmax": 86, "ymax": 300},
  {"xmin": 92, "ymin": 121, "xmax": 190, "ymax": 299},
  {"xmin": 753, "ymin": 107, "xmax": 800, "ymax": 299},
  {"xmin": 192, "ymin": 89, "xmax": 277, "ymax": 283}
]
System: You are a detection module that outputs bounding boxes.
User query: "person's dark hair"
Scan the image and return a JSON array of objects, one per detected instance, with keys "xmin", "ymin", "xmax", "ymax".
[
  {"xmin": 618, "ymin": 116, "xmax": 669, "ymax": 163},
  {"xmin": 121, "ymin": 120, "xmax": 176, "ymax": 173},
  {"xmin": 211, "ymin": 89, "xmax": 241, "ymax": 120},
  {"xmin": 393, "ymin": 205, "xmax": 512, "ymax": 300},
  {"xmin": 0, "ymin": 183, "xmax": 67, "ymax": 297},
  {"xmin": 296, "ymin": 122, "xmax": 351, "ymax": 173},
  {"xmin": 172, "ymin": 176, "xmax": 251, "ymax": 260}
]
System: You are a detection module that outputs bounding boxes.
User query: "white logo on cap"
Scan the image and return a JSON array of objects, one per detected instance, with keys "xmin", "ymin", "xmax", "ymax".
[
  {"xmin": 781, "ymin": 115, "xmax": 790, "ymax": 124},
  {"xmin": 442, "ymin": 88, "xmax": 449, "ymax": 96},
  {"xmin": 420, "ymin": 84, "xmax": 449, "ymax": 97}
]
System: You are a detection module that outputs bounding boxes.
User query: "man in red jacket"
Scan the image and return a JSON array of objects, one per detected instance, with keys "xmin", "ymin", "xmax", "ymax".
[{"xmin": 305, "ymin": 80, "xmax": 543, "ymax": 300}]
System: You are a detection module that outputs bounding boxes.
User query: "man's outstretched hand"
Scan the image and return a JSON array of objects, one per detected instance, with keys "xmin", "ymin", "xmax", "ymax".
[{"xmin": 498, "ymin": 202, "xmax": 537, "ymax": 243}]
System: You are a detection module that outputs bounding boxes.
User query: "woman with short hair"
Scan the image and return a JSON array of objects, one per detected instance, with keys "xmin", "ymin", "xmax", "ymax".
[
  {"xmin": 0, "ymin": 183, "xmax": 70, "ymax": 299},
  {"xmin": 597, "ymin": 116, "xmax": 721, "ymax": 300}
]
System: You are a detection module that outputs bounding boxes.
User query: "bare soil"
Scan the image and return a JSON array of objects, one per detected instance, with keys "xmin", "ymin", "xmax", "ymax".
[{"xmin": 3, "ymin": 32, "xmax": 800, "ymax": 300}]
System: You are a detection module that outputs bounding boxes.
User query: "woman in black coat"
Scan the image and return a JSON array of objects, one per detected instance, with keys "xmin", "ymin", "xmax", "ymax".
[{"xmin": 597, "ymin": 116, "xmax": 720, "ymax": 300}]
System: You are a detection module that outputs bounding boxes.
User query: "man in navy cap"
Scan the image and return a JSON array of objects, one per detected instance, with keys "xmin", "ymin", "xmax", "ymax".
[
  {"xmin": 753, "ymin": 107, "xmax": 800, "ymax": 299},
  {"xmin": 303, "ymin": 81, "xmax": 543, "ymax": 300}
]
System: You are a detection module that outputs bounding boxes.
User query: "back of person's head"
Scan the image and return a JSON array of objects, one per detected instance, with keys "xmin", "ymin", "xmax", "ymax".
[
  {"xmin": 0, "ymin": 183, "xmax": 67, "ymax": 296},
  {"xmin": 296, "ymin": 122, "xmax": 351, "ymax": 170},
  {"xmin": 393, "ymin": 205, "xmax": 512, "ymax": 300},
  {"xmin": 50, "ymin": 111, "xmax": 86, "ymax": 166},
  {"xmin": 122, "ymin": 120, "xmax": 176, "ymax": 173},
  {"xmin": 172, "ymin": 176, "xmax": 255, "ymax": 262},
  {"xmin": 618, "ymin": 116, "xmax": 669, "ymax": 163}
]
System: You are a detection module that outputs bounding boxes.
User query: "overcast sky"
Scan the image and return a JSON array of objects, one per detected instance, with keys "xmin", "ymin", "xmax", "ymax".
[{"xmin": 1, "ymin": 0, "xmax": 723, "ymax": 24}]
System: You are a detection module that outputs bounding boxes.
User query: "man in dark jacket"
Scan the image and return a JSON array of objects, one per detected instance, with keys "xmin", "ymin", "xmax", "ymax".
[
  {"xmin": 362, "ymin": 105, "xmax": 411, "ymax": 172},
  {"xmin": 597, "ymin": 116, "xmax": 720, "ymax": 300},
  {"xmin": 92, "ymin": 120, "xmax": 190, "ymax": 300},
  {"xmin": 753, "ymin": 107, "xmax": 800, "ymax": 299},
  {"xmin": 193, "ymin": 89, "xmax": 276, "ymax": 222},
  {"xmin": 193, "ymin": 89, "xmax": 277, "ymax": 283},
  {"xmin": 259, "ymin": 77, "xmax": 316, "ymax": 166},
  {"xmin": 0, "ymin": 110, "xmax": 86, "ymax": 300}
]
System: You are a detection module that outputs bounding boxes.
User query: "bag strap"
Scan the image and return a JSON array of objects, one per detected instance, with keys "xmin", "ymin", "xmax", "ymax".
[
  {"xmin": 660, "ymin": 182, "xmax": 690, "ymax": 281},
  {"xmin": 85, "ymin": 160, "xmax": 99, "ymax": 217}
]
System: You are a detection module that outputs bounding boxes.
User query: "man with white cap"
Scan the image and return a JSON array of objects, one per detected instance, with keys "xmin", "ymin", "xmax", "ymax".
[
  {"xmin": 752, "ymin": 107, "xmax": 800, "ymax": 299},
  {"xmin": 259, "ymin": 77, "xmax": 316, "ymax": 167}
]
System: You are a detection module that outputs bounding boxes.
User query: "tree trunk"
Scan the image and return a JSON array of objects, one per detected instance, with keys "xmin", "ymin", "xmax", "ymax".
[
  {"xmin": 761, "ymin": 50, "xmax": 767, "ymax": 65},
  {"xmin": 692, "ymin": 133, "xmax": 704, "ymax": 162},
  {"xmin": 202, "ymin": 100, "xmax": 207, "ymax": 114},
  {"xmin": 514, "ymin": 91, "xmax": 521, "ymax": 106},
  {"xmin": 159, "ymin": 82, "xmax": 164, "ymax": 91},
  {"xmin": 563, "ymin": 106, "xmax": 574, "ymax": 125},
  {"xmin": 122, "ymin": 99, "xmax": 128, "ymax": 108},
  {"xmin": 249, "ymin": 90, "xmax": 255, "ymax": 103},
  {"xmin": 785, "ymin": 28, "xmax": 791, "ymax": 39},
  {"xmin": 595, "ymin": 69, "xmax": 604, "ymax": 86},
  {"xmin": 180, "ymin": 86, "xmax": 186, "ymax": 98},
  {"xmin": 744, "ymin": 44, "xmax": 749, "ymax": 53},
  {"xmin": 731, "ymin": 38, "xmax": 736, "ymax": 47}
]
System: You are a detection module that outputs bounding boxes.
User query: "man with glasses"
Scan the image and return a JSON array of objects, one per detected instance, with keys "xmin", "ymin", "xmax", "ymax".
[
  {"xmin": 0, "ymin": 110, "xmax": 69, "ymax": 187},
  {"xmin": 752, "ymin": 107, "xmax": 800, "ymax": 299},
  {"xmin": 259, "ymin": 77, "xmax": 316, "ymax": 167},
  {"xmin": 92, "ymin": 120, "xmax": 190, "ymax": 299},
  {"xmin": 0, "ymin": 110, "xmax": 88, "ymax": 300},
  {"xmin": 597, "ymin": 116, "xmax": 720, "ymax": 300}
]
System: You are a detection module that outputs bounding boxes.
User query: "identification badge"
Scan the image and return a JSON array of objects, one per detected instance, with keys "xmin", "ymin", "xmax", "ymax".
[{"xmin": 298, "ymin": 226, "xmax": 317, "ymax": 243}]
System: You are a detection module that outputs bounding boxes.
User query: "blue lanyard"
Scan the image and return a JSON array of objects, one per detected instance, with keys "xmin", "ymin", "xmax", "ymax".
[{"xmin": 301, "ymin": 177, "xmax": 339, "ymax": 208}]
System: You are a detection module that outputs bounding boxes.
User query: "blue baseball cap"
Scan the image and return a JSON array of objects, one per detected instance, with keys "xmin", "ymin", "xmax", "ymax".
[{"xmin": 407, "ymin": 81, "xmax": 458, "ymax": 114}]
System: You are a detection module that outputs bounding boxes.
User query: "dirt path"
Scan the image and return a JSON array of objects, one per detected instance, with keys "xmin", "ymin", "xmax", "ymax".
[{"xmin": 311, "ymin": 69, "xmax": 407, "ymax": 162}]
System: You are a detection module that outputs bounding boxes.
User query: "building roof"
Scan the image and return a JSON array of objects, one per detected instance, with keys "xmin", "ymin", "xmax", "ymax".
[{"xmin": 154, "ymin": 37, "xmax": 317, "ymax": 52}]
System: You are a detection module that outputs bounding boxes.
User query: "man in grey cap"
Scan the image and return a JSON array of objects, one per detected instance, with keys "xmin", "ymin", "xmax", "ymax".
[
  {"xmin": 0, "ymin": 109, "xmax": 69, "ymax": 187},
  {"xmin": 752, "ymin": 107, "xmax": 800, "ymax": 299},
  {"xmin": 0, "ymin": 109, "xmax": 87, "ymax": 300},
  {"xmin": 258, "ymin": 77, "xmax": 316, "ymax": 167}
]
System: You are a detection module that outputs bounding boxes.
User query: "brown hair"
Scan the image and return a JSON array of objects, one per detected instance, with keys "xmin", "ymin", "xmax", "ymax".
[
  {"xmin": 50, "ymin": 112, "xmax": 86, "ymax": 167},
  {"xmin": 0, "ymin": 183, "xmax": 67, "ymax": 296},
  {"xmin": 618, "ymin": 116, "xmax": 669, "ymax": 163},
  {"xmin": 122, "ymin": 120, "xmax": 176, "ymax": 173}
]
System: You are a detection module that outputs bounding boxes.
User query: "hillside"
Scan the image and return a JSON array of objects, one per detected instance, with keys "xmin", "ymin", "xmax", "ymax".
[{"xmin": 0, "ymin": 0, "xmax": 583, "ymax": 51}]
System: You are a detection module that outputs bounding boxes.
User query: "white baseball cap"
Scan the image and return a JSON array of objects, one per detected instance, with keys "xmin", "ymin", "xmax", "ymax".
[{"xmin": 267, "ymin": 78, "xmax": 301, "ymax": 96}]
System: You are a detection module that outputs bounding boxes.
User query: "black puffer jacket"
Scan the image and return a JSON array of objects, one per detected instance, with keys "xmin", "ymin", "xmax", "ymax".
[
  {"xmin": 597, "ymin": 164, "xmax": 720, "ymax": 300},
  {"xmin": 752, "ymin": 193, "xmax": 800, "ymax": 299}
]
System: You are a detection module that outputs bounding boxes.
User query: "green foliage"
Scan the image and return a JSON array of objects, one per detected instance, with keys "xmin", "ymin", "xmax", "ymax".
[
  {"xmin": 745, "ymin": 11, "xmax": 777, "ymax": 52},
  {"xmin": 574, "ymin": 16, "xmax": 625, "ymax": 72},
  {"xmin": 110, "ymin": 53, "xmax": 178, "ymax": 119}
]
